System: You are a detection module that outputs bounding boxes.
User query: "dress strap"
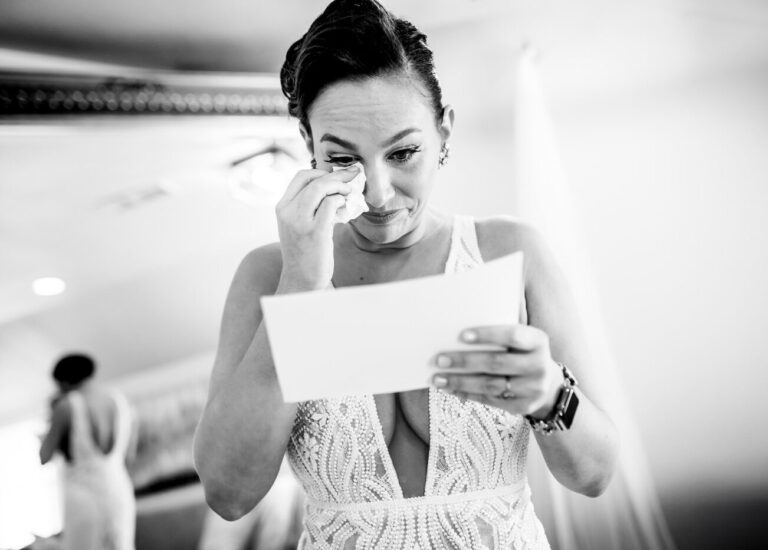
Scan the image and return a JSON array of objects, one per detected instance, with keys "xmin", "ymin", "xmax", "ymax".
[
  {"xmin": 444, "ymin": 215, "xmax": 484, "ymax": 273},
  {"xmin": 445, "ymin": 214, "xmax": 529, "ymax": 325}
]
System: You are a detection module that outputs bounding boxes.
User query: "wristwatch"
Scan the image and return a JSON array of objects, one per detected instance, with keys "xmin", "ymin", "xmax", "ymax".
[{"xmin": 525, "ymin": 362, "xmax": 579, "ymax": 435}]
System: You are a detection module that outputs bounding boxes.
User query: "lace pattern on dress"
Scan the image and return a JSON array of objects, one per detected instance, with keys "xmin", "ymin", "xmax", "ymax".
[{"xmin": 286, "ymin": 215, "xmax": 550, "ymax": 549}]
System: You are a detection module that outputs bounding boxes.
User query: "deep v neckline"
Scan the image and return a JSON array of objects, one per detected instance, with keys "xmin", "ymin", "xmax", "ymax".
[
  {"xmin": 366, "ymin": 389, "xmax": 437, "ymax": 500},
  {"xmin": 361, "ymin": 215, "xmax": 466, "ymax": 501}
]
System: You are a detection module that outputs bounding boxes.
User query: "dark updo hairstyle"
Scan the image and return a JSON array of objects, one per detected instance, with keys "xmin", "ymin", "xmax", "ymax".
[
  {"xmin": 280, "ymin": 0, "xmax": 444, "ymax": 134},
  {"xmin": 52, "ymin": 353, "xmax": 96, "ymax": 386}
]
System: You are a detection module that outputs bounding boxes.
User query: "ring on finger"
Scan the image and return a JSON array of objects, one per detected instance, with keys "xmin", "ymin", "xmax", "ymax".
[{"xmin": 499, "ymin": 376, "xmax": 516, "ymax": 400}]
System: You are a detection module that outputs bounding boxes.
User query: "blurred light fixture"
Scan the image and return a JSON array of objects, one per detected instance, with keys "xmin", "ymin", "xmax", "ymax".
[
  {"xmin": 32, "ymin": 277, "xmax": 66, "ymax": 296},
  {"xmin": 98, "ymin": 177, "xmax": 181, "ymax": 212},
  {"xmin": 227, "ymin": 144, "xmax": 300, "ymax": 206}
]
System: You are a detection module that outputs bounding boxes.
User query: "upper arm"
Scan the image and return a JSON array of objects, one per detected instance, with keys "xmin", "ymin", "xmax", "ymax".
[
  {"xmin": 476, "ymin": 217, "xmax": 608, "ymax": 410},
  {"xmin": 207, "ymin": 242, "xmax": 283, "ymax": 399},
  {"xmin": 39, "ymin": 399, "xmax": 71, "ymax": 464}
]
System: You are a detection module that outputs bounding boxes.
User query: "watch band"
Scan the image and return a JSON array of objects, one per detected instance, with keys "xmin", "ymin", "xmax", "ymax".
[{"xmin": 525, "ymin": 362, "xmax": 579, "ymax": 435}]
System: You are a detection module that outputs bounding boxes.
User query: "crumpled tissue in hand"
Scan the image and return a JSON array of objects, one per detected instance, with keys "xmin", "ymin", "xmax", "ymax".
[{"xmin": 332, "ymin": 162, "xmax": 368, "ymax": 224}]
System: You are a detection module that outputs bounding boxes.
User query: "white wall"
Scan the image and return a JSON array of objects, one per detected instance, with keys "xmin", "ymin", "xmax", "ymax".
[
  {"xmin": 429, "ymin": 22, "xmax": 768, "ymax": 501},
  {"xmin": 553, "ymin": 68, "xmax": 768, "ymax": 495}
]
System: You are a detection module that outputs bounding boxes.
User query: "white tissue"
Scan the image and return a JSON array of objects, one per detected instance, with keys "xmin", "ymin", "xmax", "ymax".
[{"xmin": 332, "ymin": 162, "xmax": 368, "ymax": 223}]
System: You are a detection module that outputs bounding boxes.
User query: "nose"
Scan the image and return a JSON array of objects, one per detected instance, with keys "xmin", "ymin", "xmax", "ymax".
[{"xmin": 363, "ymin": 163, "xmax": 396, "ymax": 209}]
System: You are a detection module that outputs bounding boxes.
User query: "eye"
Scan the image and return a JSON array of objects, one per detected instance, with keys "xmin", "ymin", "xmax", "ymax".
[
  {"xmin": 325, "ymin": 156, "xmax": 357, "ymax": 166},
  {"xmin": 389, "ymin": 147, "xmax": 420, "ymax": 164}
]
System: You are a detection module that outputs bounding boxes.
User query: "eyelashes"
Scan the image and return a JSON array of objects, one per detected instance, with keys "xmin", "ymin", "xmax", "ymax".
[
  {"xmin": 325, "ymin": 146, "xmax": 421, "ymax": 167},
  {"xmin": 324, "ymin": 157, "xmax": 357, "ymax": 166},
  {"xmin": 390, "ymin": 147, "xmax": 420, "ymax": 163}
]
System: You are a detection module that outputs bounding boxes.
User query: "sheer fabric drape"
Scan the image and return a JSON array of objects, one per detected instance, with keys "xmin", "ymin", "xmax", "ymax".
[{"xmin": 512, "ymin": 45, "xmax": 677, "ymax": 550}]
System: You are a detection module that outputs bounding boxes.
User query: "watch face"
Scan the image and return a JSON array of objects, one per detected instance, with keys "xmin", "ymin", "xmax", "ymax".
[{"xmin": 560, "ymin": 390, "xmax": 579, "ymax": 429}]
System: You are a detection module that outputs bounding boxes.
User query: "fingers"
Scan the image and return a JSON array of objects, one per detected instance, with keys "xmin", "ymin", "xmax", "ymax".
[
  {"xmin": 297, "ymin": 180, "xmax": 353, "ymax": 219},
  {"xmin": 433, "ymin": 373, "xmax": 521, "ymax": 396},
  {"xmin": 315, "ymin": 194, "xmax": 347, "ymax": 227},
  {"xmin": 431, "ymin": 374, "xmax": 538, "ymax": 414},
  {"xmin": 434, "ymin": 350, "xmax": 533, "ymax": 375},
  {"xmin": 460, "ymin": 324, "xmax": 548, "ymax": 352},
  {"xmin": 279, "ymin": 166, "xmax": 362, "ymax": 221},
  {"xmin": 280, "ymin": 169, "xmax": 329, "ymax": 204},
  {"xmin": 280, "ymin": 165, "xmax": 360, "ymax": 205}
]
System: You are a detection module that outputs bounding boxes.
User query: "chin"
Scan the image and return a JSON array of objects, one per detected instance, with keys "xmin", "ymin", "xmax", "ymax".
[{"xmin": 350, "ymin": 215, "xmax": 410, "ymax": 245}]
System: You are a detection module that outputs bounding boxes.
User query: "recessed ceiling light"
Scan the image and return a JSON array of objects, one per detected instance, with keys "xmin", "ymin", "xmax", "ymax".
[{"xmin": 32, "ymin": 277, "xmax": 66, "ymax": 296}]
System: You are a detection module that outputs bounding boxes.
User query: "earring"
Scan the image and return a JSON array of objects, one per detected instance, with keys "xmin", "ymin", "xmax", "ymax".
[
  {"xmin": 310, "ymin": 158, "xmax": 317, "ymax": 169},
  {"xmin": 438, "ymin": 143, "xmax": 450, "ymax": 168}
]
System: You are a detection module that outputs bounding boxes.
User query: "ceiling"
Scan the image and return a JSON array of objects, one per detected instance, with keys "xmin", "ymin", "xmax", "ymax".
[
  {"xmin": 1, "ymin": 0, "xmax": 767, "ymax": 424},
  {"xmin": 0, "ymin": 0, "xmax": 543, "ymax": 73},
  {"xmin": 0, "ymin": 0, "xmax": 765, "ymax": 75}
]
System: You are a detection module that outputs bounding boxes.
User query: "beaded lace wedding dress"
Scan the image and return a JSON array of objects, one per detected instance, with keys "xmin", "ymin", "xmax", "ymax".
[{"xmin": 287, "ymin": 215, "xmax": 551, "ymax": 549}]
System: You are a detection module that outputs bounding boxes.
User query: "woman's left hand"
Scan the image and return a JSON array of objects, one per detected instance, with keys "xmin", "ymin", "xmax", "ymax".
[{"xmin": 432, "ymin": 325, "xmax": 564, "ymax": 418}]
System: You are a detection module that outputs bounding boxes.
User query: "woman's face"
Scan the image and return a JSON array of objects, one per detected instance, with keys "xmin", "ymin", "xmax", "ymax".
[{"xmin": 305, "ymin": 73, "xmax": 453, "ymax": 249}]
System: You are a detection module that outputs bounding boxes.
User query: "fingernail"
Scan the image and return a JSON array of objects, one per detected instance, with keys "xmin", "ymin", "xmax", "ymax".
[
  {"xmin": 461, "ymin": 330, "xmax": 477, "ymax": 343},
  {"xmin": 433, "ymin": 375, "xmax": 448, "ymax": 388},
  {"xmin": 436, "ymin": 355, "xmax": 452, "ymax": 368}
]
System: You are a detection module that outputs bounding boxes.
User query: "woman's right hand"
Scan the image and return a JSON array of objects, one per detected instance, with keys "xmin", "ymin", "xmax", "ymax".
[{"xmin": 275, "ymin": 164, "xmax": 361, "ymax": 292}]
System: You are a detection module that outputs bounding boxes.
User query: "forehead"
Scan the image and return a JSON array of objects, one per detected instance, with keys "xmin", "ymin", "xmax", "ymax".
[{"xmin": 308, "ymin": 74, "xmax": 436, "ymax": 142}]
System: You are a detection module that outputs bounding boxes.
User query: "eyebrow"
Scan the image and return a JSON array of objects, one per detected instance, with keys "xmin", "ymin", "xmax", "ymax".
[{"xmin": 319, "ymin": 128, "xmax": 422, "ymax": 150}]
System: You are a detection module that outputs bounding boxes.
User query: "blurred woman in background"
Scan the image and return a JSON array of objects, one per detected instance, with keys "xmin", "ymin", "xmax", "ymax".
[{"xmin": 40, "ymin": 353, "xmax": 136, "ymax": 550}]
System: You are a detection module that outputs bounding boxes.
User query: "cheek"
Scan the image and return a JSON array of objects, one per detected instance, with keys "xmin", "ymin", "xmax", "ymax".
[{"xmin": 398, "ymin": 157, "xmax": 437, "ymax": 197}]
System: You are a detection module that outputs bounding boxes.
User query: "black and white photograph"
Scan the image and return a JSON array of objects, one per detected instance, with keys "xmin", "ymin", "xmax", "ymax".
[{"xmin": 0, "ymin": 1, "xmax": 766, "ymax": 549}]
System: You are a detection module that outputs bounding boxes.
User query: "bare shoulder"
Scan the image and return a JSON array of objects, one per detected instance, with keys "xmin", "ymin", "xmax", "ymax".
[
  {"xmin": 474, "ymin": 216, "xmax": 552, "ymax": 282},
  {"xmin": 231, "ymin": 242, "xmax": 283, "ymax": 297},
  {"xmin": 212, "ymin": 242, "xmax": 283, "ymax": 379}
]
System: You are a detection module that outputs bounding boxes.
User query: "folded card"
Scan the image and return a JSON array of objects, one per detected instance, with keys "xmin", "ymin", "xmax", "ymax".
[{"xmin": 261, "ymin": 252, "xmax": 523, "ymax": 402}]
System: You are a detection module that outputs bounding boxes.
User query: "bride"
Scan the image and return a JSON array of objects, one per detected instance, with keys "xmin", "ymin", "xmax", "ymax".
[{"xmin": 193, "ymin": 1, "xmax": 618, "ymax": 547}]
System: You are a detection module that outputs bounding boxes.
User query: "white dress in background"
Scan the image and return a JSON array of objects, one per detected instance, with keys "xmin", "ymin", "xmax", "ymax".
[
  {"xmin": 287, "ymin": 215, "xmax": 550, "ymax": 550},
  {"xmin": 63, "ymin": 390, "xmax": 136, "ymax": 550}
]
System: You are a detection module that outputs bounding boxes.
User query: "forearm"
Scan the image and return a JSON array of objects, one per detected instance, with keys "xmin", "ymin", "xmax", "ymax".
[
  {"xmin": 193, "ymin": 323, "xmax": 297, "ymax": 519},
  {"xmin": 533, "ymin": 388, "xmax": 619, "ymax": 497}
]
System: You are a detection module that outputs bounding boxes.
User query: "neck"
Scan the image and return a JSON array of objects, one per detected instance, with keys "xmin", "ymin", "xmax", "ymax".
[{"xmin": 67, "ymin": 379, "xmax": 92, "ymax": 393}]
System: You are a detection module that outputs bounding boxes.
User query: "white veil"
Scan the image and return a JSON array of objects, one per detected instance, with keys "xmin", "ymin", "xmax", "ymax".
[{"xmin": 513, "ymin": 45, "xmax": 678, "ymax": 550}]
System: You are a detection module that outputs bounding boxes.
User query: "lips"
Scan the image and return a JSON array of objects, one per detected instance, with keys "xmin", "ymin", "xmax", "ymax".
[{"xmin": 361, "ymin": 209, "xmax": 402, "ymax": 224}]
